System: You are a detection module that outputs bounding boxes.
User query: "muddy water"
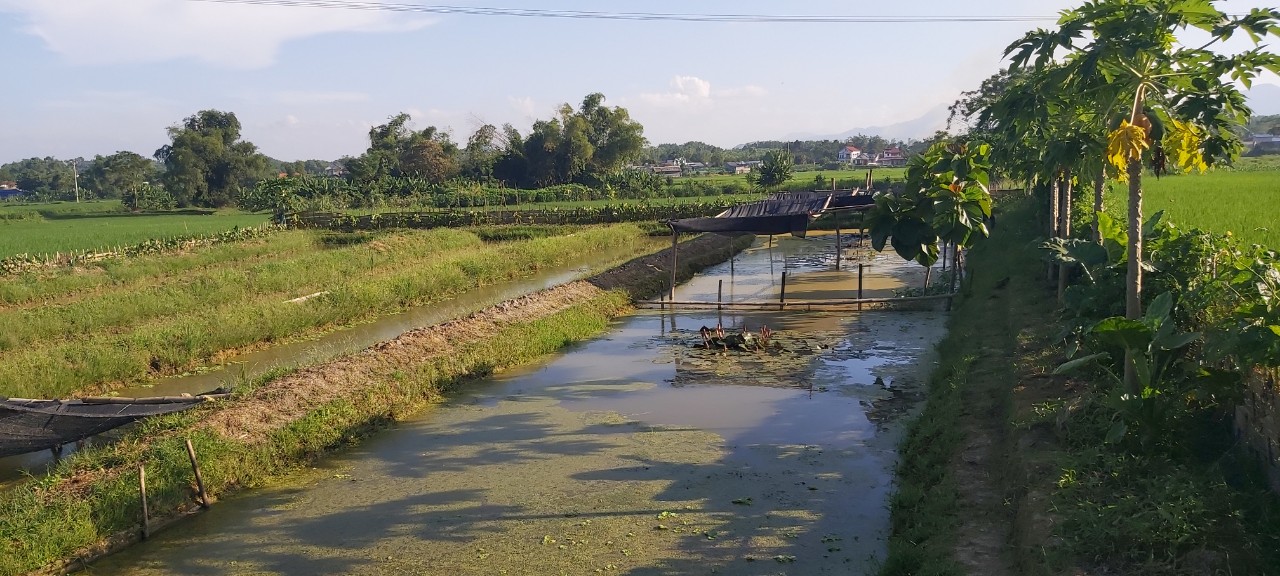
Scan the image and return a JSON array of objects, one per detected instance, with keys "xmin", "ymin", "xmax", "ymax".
[
  {"xmin": 91, "ymin": 235, "xmax": 949, "ymax": 575},
  {"xmin": 0, "ymin": 241, "xmax": 661, "ymax": 485}
]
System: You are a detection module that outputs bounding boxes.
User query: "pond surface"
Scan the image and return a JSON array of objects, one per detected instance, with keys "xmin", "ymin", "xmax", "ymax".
[{"xmin": 90, "ymin": 235, "xmax": 949, "ymax": 575}]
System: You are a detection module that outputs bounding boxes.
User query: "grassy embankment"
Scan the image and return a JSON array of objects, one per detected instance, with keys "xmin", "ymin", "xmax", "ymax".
[
  {"xmin": 0, "ymin": 202, "xmax": 269, "ymax": 259},
  {"xmin": 0, "ymin": 224, "xmax": 663, "ymax": 400},
  {"xmin": 0, "ymin": 233, "xmax": 753, "ymax": 576},
  {"xmin": 883, "ymin": 191, "xmax": 1280, "ymax": 575}
]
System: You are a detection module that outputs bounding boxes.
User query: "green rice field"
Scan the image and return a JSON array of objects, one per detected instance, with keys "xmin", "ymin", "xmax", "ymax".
[
  {"xmin": 683, "ymin": 166, "xmax": 907, "ymax": 188},
  {"xmin": 0, "ymin": 201, "xmax": 270, "ymax": 258},
  {"xmin": 1104, "ymin": 158, "xmax": 1280, "ymax": 247},
  {"xmin": 0, "ymin": 224, "xmax": 663, "ymax": 399}
]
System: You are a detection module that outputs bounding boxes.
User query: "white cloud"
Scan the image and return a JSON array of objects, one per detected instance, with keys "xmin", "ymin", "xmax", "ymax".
[
  {"xmin": 274, "ymin": 91, "xmax": 371, "ymax": 105},
  {"xmin": 638, "ymin": 76, "xmax": 768, "ymax": 109},
  {"xmin": 641, "ymin": 75, "xmax": 714, "ymax": 107},
  {"xmin": 508, "ymin": 96, "xmax": 536, "ymax": 118},
  {"xmin": 0, "ymin": 0, "xmax": 433, "ymax": 69}
]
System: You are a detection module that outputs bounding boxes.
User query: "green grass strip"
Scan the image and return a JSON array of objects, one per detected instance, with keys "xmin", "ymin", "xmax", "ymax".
[{"xmin": 881, "ymin": 195, "xmax": 1046, "ymax": 576}]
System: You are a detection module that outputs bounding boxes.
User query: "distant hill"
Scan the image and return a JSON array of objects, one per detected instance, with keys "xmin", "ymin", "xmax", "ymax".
[
  {"xmin": 1246, "ymin": 83, "xmax": 1280, "ymax": 116},
  {"xmin": 787, "ymin": 104, "xmax": 951, "ymax": 142}
]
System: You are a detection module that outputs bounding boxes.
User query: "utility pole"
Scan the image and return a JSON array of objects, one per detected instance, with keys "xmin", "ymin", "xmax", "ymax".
[{"xmin": 68, "ymin": 159, "xmax": 80, "ymax": 203}]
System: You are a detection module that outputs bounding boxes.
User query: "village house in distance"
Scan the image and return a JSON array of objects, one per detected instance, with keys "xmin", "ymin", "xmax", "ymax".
[{"xmin": 838, "ymin": 145, "xmax": 908, "ymax": 167}]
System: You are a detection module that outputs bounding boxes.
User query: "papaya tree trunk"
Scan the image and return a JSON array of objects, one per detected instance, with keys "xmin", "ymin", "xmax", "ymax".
[
  {"xmin": 1047, "ymin": 178, "xmax": 1060, "ymax": 282},
  {"xmin": 1093, "ymin": 164, "xmax": 1105, "ymax": 243},
  {"xmin": 1057, "ymin": 177, "xmax": 1073, "ymax": 304},
  {"xmin": 1123, "ymin": 159, "xmax": 1143, "ymax": 394}
]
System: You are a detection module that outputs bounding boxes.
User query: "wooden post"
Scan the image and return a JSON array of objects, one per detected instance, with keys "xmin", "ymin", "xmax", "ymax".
[
  {"xmin": 139, "ymin": 466, "xmax": 150, "ymax": 539},
  {"xmin": 768, "ymin": 235, "xmax": 774, "ymax": 277},
  {"xmin": 669, "ymin": 227, "xmax": 678, "ymax": 301},
  {"xmin": 835, "ymin": 227, "xmax": 842, "ymax": 271},
  {"xmin": 730, "ymin": 253, "xmax": 735, "ymax": 277},
  {"xmin": 717, "ymin": 279, "xmax": 724, "ymax": 310},
  {"xmin": 185, "ymin": 438, "xmax": 210, "ymax": 509},
  {"xmin": 780, "ymin": 271, "xmax": 788, "ymax": 309},
  {"xmin": 858, "ymin": 264, "xmax": 865, "ymax": 311}
]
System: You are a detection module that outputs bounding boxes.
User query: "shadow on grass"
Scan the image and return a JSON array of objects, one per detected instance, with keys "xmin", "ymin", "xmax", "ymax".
[{"xmin": 38, "ymin": 209, "xmax": 218, "ymax": 220}]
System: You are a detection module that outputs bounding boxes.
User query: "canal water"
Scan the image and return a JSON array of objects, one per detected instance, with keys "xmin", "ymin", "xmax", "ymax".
[{"xmin": 89, "ymin": 235, "xmax": 948, "ymax": 575}]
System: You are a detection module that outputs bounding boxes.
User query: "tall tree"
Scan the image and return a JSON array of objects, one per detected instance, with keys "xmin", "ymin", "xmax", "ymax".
[
  {"xmin": 1006, "ymin": 0, "xmax": 1280, "ymax": 391},
  {"xmin": 83, "ymin": 151, "xmax": 158, "ymax": 200},
  {"xmin": 345, "ymin": 113, "xmax": 459, "ymax": 186},
  {"xmin": 155, "ymin": 110, "xmax": 270, "ymax": 207},
  {"xmin": 757, "ymin": 149, "xmax": 795, "ymax": 189},
  {"xmin": 0, "ymin": 157, "xmax": 76, "ymax": 199},
  {"xmin": 462, "ymin": 124, "xmax": 501, "ymax": 183}
]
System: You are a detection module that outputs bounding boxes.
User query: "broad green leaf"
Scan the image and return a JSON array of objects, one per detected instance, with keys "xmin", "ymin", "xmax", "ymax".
[{"xmin": 1054, "ymin": 352, "xmax": 1110, "ymax": 374}]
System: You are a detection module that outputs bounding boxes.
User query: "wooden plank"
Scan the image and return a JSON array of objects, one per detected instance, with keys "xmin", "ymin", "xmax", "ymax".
[{"xmin": 634, "ymin": 293, "xmax": 954, "ymax": 307}]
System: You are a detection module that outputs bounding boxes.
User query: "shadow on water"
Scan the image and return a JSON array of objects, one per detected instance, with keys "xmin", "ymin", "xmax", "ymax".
[{"xmin": 87, "ymin": 235, "xmax": 948, "ymax": 575}]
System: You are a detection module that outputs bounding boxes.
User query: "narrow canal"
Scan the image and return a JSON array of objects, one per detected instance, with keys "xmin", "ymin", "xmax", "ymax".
[{"xmin": 90, "ymin": 235, "xmax": 949, "ymax": 575}]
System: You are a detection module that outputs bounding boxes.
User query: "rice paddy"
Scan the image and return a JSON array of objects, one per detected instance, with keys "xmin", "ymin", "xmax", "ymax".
[
  {"xmin": 0, "ymin": 201, "xmax": 270, "ymax": 259},
  {"xmin": 0, "ymin": 224, "xmax": 663, "ymax": 400},
  {"xmin": 1103, "ymin": 159, "xmax": 1280, "ymax": 247}
]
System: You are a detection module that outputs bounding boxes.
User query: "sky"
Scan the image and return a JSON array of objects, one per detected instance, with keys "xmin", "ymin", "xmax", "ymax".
[{"xmin": 0, "ymin": 0, "xmax": 1277, "ymax": 164}]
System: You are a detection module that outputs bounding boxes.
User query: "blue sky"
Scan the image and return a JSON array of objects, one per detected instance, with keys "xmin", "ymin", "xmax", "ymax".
[{"xmin": 1, "ymin": 0, "xmax": 1276, "ymax": 164}]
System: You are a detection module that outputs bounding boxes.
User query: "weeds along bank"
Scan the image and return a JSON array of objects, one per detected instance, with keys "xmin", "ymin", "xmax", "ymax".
[
  {"xmin": 882, "ymin": 194, "xmax": 1280, "ymax": 576},
  {"xmin": 0, "ymin": 224, "xmax": 662, "ymax": 400},
  {"xmin": 0, "ymin": 232, "xmax": 752, "ymax": 576}
]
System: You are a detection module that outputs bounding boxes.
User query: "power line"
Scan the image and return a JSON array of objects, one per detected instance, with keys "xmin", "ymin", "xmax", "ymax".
[{"xmin": 183, "ymin": 0, "xmax": 1055, "ymax": 23}]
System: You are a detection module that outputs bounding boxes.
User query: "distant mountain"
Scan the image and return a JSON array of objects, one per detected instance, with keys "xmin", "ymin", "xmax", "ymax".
[
  {"xmin": 1245, "ymin": 83, "xmax": 1280, "ymax": 116},
  {"xmin": 788, "ymin": 104, "xmax": 951, "ymax": 142}
]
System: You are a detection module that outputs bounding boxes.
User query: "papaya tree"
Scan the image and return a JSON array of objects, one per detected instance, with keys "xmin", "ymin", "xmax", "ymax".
[
  {"xmin": 1004, "ymin": 0, "xmax": 1280, "ymax": 392},
  {"xmin": 865, "ymin": 140, "xmax": 993, "ymax": 289}
]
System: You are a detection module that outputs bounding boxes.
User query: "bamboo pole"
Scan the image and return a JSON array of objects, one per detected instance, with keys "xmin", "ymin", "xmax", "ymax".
[
  {"xmin": 185, "ymin": 438, "xmax": 210, "ymax": 509},
  {"xmin": 77, "ymin": 394, "xmax": 229, "ymax": 405},
  {"xmin": 835, "ymin": 226, "xmax": 842, "ymax": 271},
  {"xmin": 634, "ymin": 293, "xmax": 954, "ymax": 307},
  {"xmin": 139, "ymin": 466, "xmax": 150, "ymax": 539},
  {"xmin": 779, "ymin": 271, "xmax": 788, "ymax": 310},
  {"xmin": 669, "ymin": 227, "xmax": 678, "ymax": 301},
  {"xmin": 858, "ymin": 263, "xmax": 865, "ymax": 311}
]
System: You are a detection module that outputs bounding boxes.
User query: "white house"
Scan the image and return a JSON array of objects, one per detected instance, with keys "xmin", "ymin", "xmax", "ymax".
[
  {"xmin": 878, "ymin": 146, "xmax": 908, "ymax": 167},
  {"xmin": 837, "ymin": 145, "xmax": 864, "ymax": 164}
]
